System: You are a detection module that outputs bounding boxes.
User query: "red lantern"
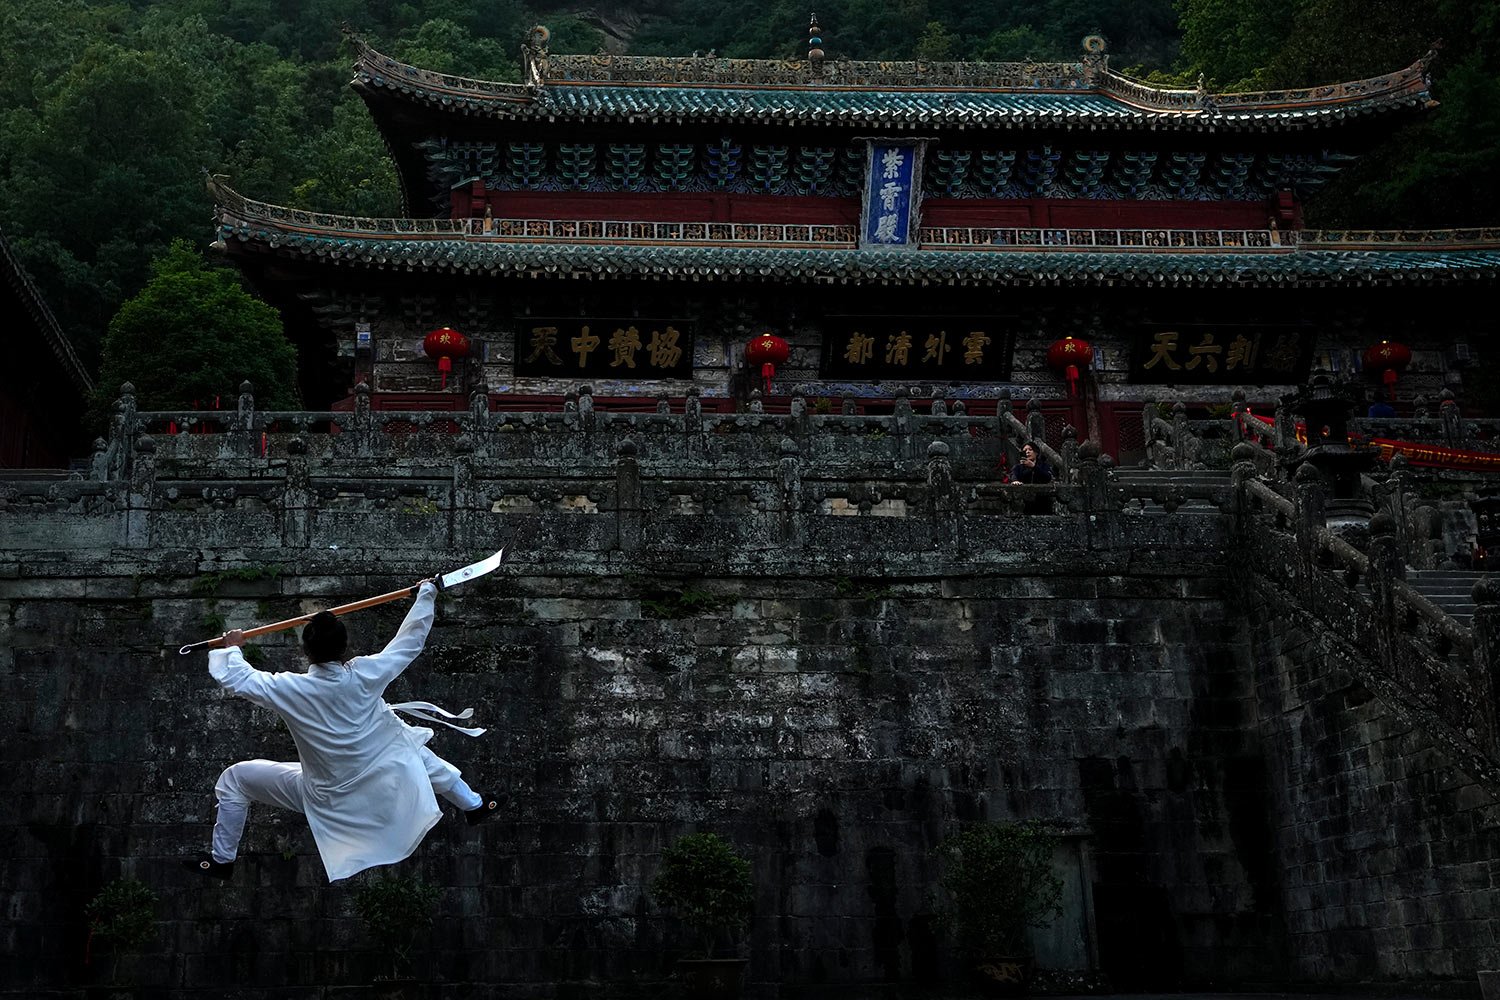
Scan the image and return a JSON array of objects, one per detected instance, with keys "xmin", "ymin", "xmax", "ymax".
[
  {"xmin": 423, "ymin": 327, "xmax": 471, "ymax": 389},
  {"xmin": 1362, "ymin": 340, "xmax": 1412, "ymax": 400},
  {"xmin": 745, "ymin": 333, "xmax": 791, "ymax": 395},
  {"xmin": 1045, "ymin": 336, "xmax": 1095, "ymax": 398}
]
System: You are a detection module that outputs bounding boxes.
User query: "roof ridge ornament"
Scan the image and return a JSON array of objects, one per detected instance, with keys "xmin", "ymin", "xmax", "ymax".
[
  {"xmin": 1080, "ymin": 35, "xmax": 1108, "ymax": 86},
  {"xmin": 809, "ymin": 12, "xmax": 825, "ymax": 74},
  {"xmin": 523, "ymin": 24, "xmax": 551, "ymax": 91}
]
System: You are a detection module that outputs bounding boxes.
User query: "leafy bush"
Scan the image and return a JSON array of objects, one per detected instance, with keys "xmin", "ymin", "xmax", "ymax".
[
  {"xmin": 353, "ymin": 875, "xmax": 441, "ymax": 979},
  {"xmin": 86, "ymin": 877, "xmax": 158, "ymax": 982},
  {"xmin": 651, "ymin": 832, "xmax": 754, "ymax": 958},
  {"xmin": 936, "ymin": 822, "xmax": 1063, "ymax": 959}
]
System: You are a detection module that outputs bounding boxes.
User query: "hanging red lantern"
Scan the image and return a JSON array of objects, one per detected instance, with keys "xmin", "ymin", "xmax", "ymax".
[
  {"xmin": 745, "ymin": 333, "xmax": 790, "ymax": 395},
  {"xmin": 1362, "ymin": 340, "xmax": 1412, "ymax": 400},
  {"xmin": 1045, "ymin": 336, "xmax": 1094, "ymax": 398},
  {"xmin": 423, "ymin": 327, "xmax": 471, "ymax": 389}
]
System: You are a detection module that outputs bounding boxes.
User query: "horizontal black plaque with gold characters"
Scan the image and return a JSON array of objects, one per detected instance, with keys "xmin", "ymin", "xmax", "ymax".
[
  {"xmin": 1130, "ymin": 324, "xmax": 1313, "ymax": 385},
  {"xmin": 819, "ymin": 316, "xmax": 1013, "ymax": 381},
  {"xmin": 515, "ymin": 319, "xmax": 695, "ymax": 378}
]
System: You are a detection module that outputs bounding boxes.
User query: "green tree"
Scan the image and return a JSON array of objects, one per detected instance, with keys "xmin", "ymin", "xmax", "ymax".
[{"xmin": 97, "ymin": 241, "xmax": 299, "ymax": 411}]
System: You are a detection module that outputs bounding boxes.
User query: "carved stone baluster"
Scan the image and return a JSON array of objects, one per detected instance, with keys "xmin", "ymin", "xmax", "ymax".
[
  {"xmin": 778, "ymin": 437, "xmax": 802, "ymax": 547},
  {"xmin": 1440, "ymin": 389, "xmax": 1463, "ymax": 447},
  {"xmin": 282, "ymin": 437, "xmax": 311, "ymax": 549},
  {"xmin": 615, "ymin": 438, "xmax": 641, "ymax": 554},
  {"xmin": 125, "ymin": 437, "xmax": 157, "ymax": 547},
  {"xmin": 926, "ymin": 440, "xmax": 957, "ymax": 547}
]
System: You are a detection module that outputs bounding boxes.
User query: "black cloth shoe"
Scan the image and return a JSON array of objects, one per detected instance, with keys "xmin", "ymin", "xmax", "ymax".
[
  {"xmin": 465, "ymin": 794, "xmax": 502, "ymax": 826},
  {"xmin": 182, "ymin": 853, "xmax": 235, "ymax": 880}
]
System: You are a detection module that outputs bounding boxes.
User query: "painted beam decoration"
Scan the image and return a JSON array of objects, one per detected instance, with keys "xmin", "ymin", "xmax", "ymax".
[
  {"xmin": 819, "ymin": 316, "xmax": 1012, "ymax": 381},
  {"xmin": 860, "ymin": 141, "xmax": 924, "ymax": 248},
  {"xmin": 1130, "ymin": 324, "xmax": 1312, "ymax": 384},
  {"xmin": 516, "ymin": 319, "xmax": 695, "ymax": 378}
]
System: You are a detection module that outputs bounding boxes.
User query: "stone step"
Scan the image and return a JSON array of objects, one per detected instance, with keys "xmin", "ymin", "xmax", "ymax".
[{"xmin": 1405, "ymin": 569, "xmax": 1494, "ymax": 625}]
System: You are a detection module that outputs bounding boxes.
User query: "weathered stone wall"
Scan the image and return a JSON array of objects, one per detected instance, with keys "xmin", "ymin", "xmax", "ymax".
[
  {"xmin": 7, "ymin": 412, "xmax": 1500, "ymax": 997},
  {"xmin": 3, "ymin": 511, "xmax": 1289, "ymax": 996},
  {"xmin": 1244, "ymin": 568, "xmax": 1500, "ymax": 987}
]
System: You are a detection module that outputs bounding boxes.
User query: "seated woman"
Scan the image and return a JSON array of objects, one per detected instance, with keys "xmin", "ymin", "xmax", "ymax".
[{"xmin": 1010, "ymin": 441, "xmax": 1054, "ymax": 484}]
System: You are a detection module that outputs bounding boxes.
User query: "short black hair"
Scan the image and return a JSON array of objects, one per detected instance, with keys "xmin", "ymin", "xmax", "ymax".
[{"xmin": 302, "ymin": 611, "xmax": 347, "ymax": 663}]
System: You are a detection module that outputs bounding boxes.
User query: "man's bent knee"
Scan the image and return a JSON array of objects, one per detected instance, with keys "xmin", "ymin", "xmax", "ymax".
[{"xmin": 214, "ymin": 759, "xmax": 271, "ymax": 803}]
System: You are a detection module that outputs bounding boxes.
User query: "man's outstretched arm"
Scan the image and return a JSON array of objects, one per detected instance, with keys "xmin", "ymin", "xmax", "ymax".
[
  {"xmin": 208, "ymin": 629, "xmax": 279, "ymax": 710},
  {"xmin": 354, "ymin": 580, "xmax": 439, "ymax": 690}
]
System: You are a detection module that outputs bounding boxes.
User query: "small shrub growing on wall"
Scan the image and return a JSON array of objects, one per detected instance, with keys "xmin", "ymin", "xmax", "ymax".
[{"xmin": 86, "ymin": 877, "xmax": 158, "ymax": 984}]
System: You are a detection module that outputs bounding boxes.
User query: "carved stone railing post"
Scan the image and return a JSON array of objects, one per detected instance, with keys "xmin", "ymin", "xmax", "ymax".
[
  {"xmin": 124, "ymin": 437, "xmax": 157, "ymax": 547},
  {"xmin": 467, "ymin": 388, "xmax": 491, "ymax": 456},
  {"xmin": 282, "ymin": 437, "xmax": 311, "ymax": 548},
  {"xmin": 615, "ymin": 438, "xmax": 641, "ymax": 554},
  {"xmin": 107, "ymin": 382, "xmax": 140, "ymax": 481},
  {"xmin": 1026, "ymin": 398, "xmax": 1046, "ymax": 445},
  {"xmin": 996, "ymin": 389, "xmax": 1016, "ymax": 452},
  {"xmin": 790, "ymin": 391, "xmax": 809, "ymax": 436},
  {"xmin": 564, "ymin": 389, "xmax": 579, "ymax": 415},
  {"xmin": 777, "ymin": 437, "xmax": 803, "ymax": 547},
  {"xmin": 1078, "ymin": 441, "xmax": 1117, "ymax": 548},
  {"xmin": 353, "ymin": 382, "xmax": 374, "ymax": 457},
  {"xmin": 841, "ymin": 396, "xmax": 856, "ymax": 416},
  {"xmin": 930, "ymin": 398, "xmax": 948, "ymax": 417},
  {"xmin": 452, "ymin": 444, "xmax": 478, "ymax": 551},
  {"xmin": 1471, "ymin": 578, "xmax": 1500, "ymax": 751},
  {"xmin": 1440, "ymin": 389, "xmax": 1463, "ymax": 446},
  {"xmin": 656, "ymin": 393, "xmax": 671, "ymax": 415},
  {"xmin": 1229, "ymin": 442, "xmax": 1259, "ymax": 525},
  {"xmin": 578, "ymin": 385, "xmax": 596, "ymax": 430},
  {"xmin": 1141, "ymin": 401, "xmax": 1160, "ymax": 468},
  {"xmin": 893, "ymin": 388, "xmax": 912, "ymax": 438},
  {"xmin": 1078, "ymin": 440, "xmax": 1108, "ymax": 510},
  {"xmin": 224, "ymin": 380, "xmax": 255, "ymax": 460},
  {"xmin": 749, "ymin": 389, "xmax": 765, "ymax": 414},
  {"xmin": 89, "ymin": 437, "xmax": 109, "ymax": 482},
  {"xmin": 1061, "ymin": 425, "xmax": 1079, "ymax": 482},
  {"xmin": 1367, "ymin": 511, "xmax": 1406, "ymax": 686},
  {"xmin": 1172, "ymin": 402, "xmax": 1188, "ymax": 469},
  {"xmin": 1293, "ymin": 464, "xmax": 1327, "ymax": 606},
  {"xmin": 1385, "ymin": 453, "xmax": 1415, "ymax": 566},
  {"xmin": 1274, "ymin": 399, "xmax": 1297, "ymax": 459},
  {"xmin": 926, "ymin": 440, "xmax": 957, "ymax": 547},
  {"xmin": 684, "ymin": 386, "xmax": 703, "ymax": 426},
  {"xmin": 1413, "ymin": 394, "xmax": 1431, "ymax": 420}
]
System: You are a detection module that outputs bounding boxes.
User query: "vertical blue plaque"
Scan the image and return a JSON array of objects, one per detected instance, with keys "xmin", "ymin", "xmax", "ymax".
[{"xmin": 861, "ymin": 143, "xmax": 922, "ymax": 248}]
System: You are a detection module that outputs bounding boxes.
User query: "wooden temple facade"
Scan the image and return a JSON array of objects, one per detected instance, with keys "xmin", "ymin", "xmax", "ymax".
[{"xmin": 210, "ymin": 23, "xmax": 1500, "ymax": 464}]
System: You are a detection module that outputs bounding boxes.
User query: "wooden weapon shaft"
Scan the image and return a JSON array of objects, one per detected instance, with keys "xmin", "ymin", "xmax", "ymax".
[{"xmin": 178, "ymin": 585, "xmax": 419, "ymax": 655}]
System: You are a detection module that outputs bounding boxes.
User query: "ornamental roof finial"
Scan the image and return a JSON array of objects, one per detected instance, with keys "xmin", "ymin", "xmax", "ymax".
[
  {"xmin": 808, "ymin": 13, "xmax": 825, "ymax": 68},
  {"xmin": 1080, "ymin": 35, "xmax": 1107, "ymax": 85}
]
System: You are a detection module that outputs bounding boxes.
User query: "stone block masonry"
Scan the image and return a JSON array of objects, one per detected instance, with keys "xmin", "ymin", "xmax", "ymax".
[
  {"xmin": 3, "ymin": 400, "xmax": 1500, "ymax": 996},
  {"xmin": 3, "ymin": 543, "xmax": 1279, "ymax": 996}
]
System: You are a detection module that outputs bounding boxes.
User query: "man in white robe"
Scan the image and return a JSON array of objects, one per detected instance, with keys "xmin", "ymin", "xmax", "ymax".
[{"xmin": 188, "ymin": 580, "xmax": 499, "ymax": 882}]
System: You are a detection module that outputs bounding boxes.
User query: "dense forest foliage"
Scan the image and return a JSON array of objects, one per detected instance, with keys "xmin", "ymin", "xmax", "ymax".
[{"xmin": 0, "ymin": 0, "xmax": 1495, "ymax": 380}]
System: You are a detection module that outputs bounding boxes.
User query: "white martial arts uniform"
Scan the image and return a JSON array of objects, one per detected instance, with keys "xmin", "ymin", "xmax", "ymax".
[{"xmin": 206, "ymin": 583, "xmax": 483, "ymax": 882}]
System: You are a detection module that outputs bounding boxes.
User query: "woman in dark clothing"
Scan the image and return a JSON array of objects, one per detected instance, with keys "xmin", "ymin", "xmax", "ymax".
[{"xmin": 1010, "ymin": 441, "xmax": 1053, "ymax": 484}]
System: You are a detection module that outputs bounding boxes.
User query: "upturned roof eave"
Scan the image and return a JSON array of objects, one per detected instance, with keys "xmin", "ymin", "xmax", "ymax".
[
  {"xmin": 211, "ymin": 221, "xmax": 1500, "ymax": 290},
  {"xmin": 347, "ymin": 35, "xmax": 1436, "ymax": 134}
]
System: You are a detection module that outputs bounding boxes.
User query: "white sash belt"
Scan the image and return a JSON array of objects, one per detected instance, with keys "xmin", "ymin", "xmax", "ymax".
[{"xmin": 390, "ymin": 701, "xmax": 487, "ymax": 737}]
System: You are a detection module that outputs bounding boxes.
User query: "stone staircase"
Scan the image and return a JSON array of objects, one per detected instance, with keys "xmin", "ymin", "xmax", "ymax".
[{"xmin": 1406, "ymin": 570, "xmax": 1490, "ymax": 627}]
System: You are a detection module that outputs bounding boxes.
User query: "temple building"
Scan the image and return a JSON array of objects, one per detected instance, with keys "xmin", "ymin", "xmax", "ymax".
[{"xmin": 210, "ymin": 21, "xmax": 1499, "ymax": 464}]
